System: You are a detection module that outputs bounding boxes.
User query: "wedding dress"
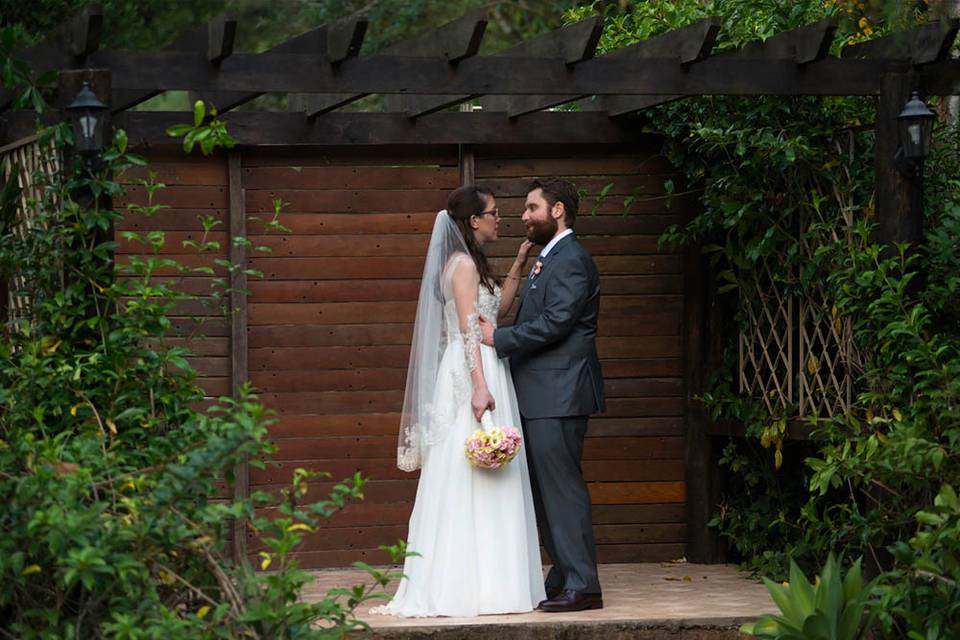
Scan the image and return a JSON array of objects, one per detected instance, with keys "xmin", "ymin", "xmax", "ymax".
[{"xmin": 375, "ymin": 240, "xmax": 545, "ymax": 617}]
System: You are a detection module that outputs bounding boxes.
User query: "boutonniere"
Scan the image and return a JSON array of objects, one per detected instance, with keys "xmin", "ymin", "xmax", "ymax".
[{"xmin": 532, "ymin": 260, "xmax": 543, "ymax": 277}]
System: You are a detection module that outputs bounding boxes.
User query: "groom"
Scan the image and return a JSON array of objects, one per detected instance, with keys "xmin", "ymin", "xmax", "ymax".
[{"xmin": 479, "ymin": 178, "xmax": 605, "ymax": 612}]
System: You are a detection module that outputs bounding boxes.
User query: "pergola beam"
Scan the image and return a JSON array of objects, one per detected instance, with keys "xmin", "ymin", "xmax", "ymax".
[
  {"xmin": 405, "ymin": 16, "xmax": 603, "ymax": 118},
  {"xmin": 110, "ymin": 13, "xmax": 237, "ymax": 112},
  {"xmin": 285, "ymin": 17, "xmax": 370, "ymax": 116},
  {"xmin": 197, "ymin": 17, "xmax": 367, "ymax": 114},
  {"xmin": 291, "ymin": 13, "xmax": 486, "ymax": 117},
  {"xmin": 577, "ymin": 17, "xmax": 723, "ymax": 117},
  {"xmin": 842, "ymin": 18, "xmax": 959, "ymax": 64},
  {"xmin": 64, "ymin": 4, "xmax": 105, "ymax": 58},
  {"xmin": 378, "ymin": 13, "xmax": 489, "ymax": 117},
  {"xmin": 587, "ymin": 18, "xmax": 837, "ymax": 117},
  {"xmin": 1, "ymin": 4, "xmax": 103, "ymax": 110},
  {"xmin": 2, "ymin": 110, "xmax": 655, "ymax": 146},
  {"xmin": 55, "ymin": 51, "xmax": 918, "ymax": 96}
]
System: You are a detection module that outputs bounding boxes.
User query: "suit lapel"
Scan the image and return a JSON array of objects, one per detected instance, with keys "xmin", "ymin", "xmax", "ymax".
[{"xmin": 515, "ymin": 233, "xmax": 576, "ymax": 318}]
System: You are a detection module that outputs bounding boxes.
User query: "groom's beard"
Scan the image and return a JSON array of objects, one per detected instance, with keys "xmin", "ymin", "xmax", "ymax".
[{"xmin": 526, "ymin": 215, "xmax": 558, "ymax": 246}]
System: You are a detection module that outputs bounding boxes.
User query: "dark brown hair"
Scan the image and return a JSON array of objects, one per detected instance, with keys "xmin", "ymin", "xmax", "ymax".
[
  {"xmin": 447, "ymin": 185, "xmax": 499, "ymax": 294},
  {"xmin": 528, "ymin": 177, "xmax": 579, "ymax": 228}
]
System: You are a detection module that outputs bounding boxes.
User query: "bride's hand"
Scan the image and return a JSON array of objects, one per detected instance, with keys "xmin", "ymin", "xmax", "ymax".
[
  {"xmin": 471, "ymin": 386, "xmax": 495, "ymax": 421},
  {"xmin": 516, "ymin": 239, "xmax": 535, "ymax": 264}
]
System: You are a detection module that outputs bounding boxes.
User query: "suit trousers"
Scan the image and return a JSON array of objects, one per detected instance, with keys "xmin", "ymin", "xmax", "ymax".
[{"xmin": 521, "ymin": 415, "xmax": 601, "ymax": 595}]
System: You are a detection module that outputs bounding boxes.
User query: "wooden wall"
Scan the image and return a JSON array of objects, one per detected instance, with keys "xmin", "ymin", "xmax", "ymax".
[
  {"xmin": 475, "ymin": 147, "xmax": 687, "ymax": 564},
  {"xmin": 117, "ymin": 142, "xmax": 689, "ymax": 569},
  {"xmin": 116, "ymin": 153, "xmax": 231, "ymax": 400}
]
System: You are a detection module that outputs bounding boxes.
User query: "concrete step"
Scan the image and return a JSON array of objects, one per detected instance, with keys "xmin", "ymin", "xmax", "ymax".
[{"xmin": 364, "ymin": 618, "xmax": 747, "ymax": 639}]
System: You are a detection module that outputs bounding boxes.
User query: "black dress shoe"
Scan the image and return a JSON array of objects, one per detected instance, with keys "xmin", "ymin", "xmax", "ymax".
[
  {"xmin": 538, "ymin": 589, "xmax": 603, "ymax": 613},
  {"xmin": 536, "ymin": 587, "xmax": 563, "ymax": 610}
]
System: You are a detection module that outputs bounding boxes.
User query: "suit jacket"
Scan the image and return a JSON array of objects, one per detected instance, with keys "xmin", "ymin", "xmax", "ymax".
[{"xmin": 493, "ymin": 232, "xmax": 605, "ymax": 419}]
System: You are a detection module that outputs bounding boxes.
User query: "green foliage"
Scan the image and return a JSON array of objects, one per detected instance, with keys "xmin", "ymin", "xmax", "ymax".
[
  {"xmin": 165, "ymin": 101, "xmax": 237, "ymax": 156},
  {"xmin": 567, "ymin": 1, "xmax": 960, "ymax": 637},
  {"xmin": 741, "ymin": 554, "xmax": 875, "ymax": 640},
  {"xmin": 0, "ymin": 56, "xmax": 403, "ymax": 637}
]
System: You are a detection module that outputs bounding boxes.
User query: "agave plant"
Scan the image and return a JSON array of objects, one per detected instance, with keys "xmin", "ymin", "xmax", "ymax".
[{"xmin": 741, "ymin": 554, "xmax": 876, "ymax": 640}]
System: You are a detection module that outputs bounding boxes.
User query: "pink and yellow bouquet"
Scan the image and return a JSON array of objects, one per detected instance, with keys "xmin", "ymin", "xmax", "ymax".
[{"xmin": 464, "ymin": 413, "xmax": 522, "ymax": 470}]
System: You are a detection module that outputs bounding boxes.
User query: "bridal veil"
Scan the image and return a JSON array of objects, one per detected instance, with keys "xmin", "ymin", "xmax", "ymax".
[{"xmin": 396, "ymin": 210, "xmax": 470, "ymax": 471}]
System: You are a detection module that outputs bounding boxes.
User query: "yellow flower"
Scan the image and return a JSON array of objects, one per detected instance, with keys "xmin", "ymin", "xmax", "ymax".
[{"xmin": 858, "ymin": 17, "xmax": 869, "ymax": 29}]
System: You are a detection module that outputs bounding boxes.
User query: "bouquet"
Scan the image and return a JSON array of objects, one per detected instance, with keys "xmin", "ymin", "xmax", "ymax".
[{"xmin": 464, "ymin": 412, "xmax": 522, "ymax": 470}]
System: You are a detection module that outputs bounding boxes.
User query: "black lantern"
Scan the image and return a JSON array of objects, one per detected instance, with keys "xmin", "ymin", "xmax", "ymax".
[
  {"xmin": 897, "ymin": 91, "xmax": 935, "ymax": 163},
  {"xmin": 66, "ymin": 82, "xmax": 108, "ymax": 154}
]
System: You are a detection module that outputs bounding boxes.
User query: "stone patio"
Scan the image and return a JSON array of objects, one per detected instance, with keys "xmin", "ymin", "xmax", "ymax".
[{"xmin": 302, "ymin": 562, "xmax": 778, "ymax": 639}]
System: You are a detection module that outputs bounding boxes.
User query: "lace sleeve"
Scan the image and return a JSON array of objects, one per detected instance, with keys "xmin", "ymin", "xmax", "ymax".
[
  {"xmin": 462, "ymin": 312, "xmax": 481, "ymax": 371},
  {"xmin": 450, "ymin": 255, "xmax": 483, "ymax": 376}
]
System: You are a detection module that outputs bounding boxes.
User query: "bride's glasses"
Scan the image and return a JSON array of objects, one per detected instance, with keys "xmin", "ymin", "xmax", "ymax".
[{"xmin": 478, "ymin": 207, "xmax": 499, "ymax": 219}]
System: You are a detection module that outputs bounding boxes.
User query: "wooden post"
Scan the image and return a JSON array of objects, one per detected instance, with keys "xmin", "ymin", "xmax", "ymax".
[
  {"xmin": 683, "ymin": 245, "xmax": 725, "ymax": 563},
  {"xmin": 458, "ymin": 103, "xmax": 475, "ymax": 186},
  {"xmin": 875, "ymin": 72, "xmax": 923, "ymax": 247},
  {"xmin": 228, "ymin": 151, "xmax": 249, "ymax": 564}
]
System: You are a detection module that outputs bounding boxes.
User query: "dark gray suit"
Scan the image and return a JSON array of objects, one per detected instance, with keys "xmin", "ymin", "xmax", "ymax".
[{"xmin": 493, "ymin": 232, "xmax": 604, "ymax": 595}]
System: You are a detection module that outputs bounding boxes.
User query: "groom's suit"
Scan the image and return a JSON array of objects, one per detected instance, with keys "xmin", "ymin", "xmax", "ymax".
[{"xmin": 493, "ymin": 230, "xmax": 604, "ymax": 596}]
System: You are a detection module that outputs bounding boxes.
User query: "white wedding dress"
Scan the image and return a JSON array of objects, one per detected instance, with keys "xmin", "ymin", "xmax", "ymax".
[{"xmin": 375, "ymin": 258, "xmax": 545, "ymax": 617}]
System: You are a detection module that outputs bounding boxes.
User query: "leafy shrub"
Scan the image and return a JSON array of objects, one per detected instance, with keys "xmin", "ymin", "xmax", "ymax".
[
  {"xmin": 0, "ymin": 56, "xmax": 403, "ymax": 637},
  {"xmin": 567, "ymin": 1, "xmax": 960, "ymax": 637}
]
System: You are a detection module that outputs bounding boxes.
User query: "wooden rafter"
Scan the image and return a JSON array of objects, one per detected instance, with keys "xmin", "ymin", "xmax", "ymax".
[
  {"xmin": 589, "ymin": 18, "xmax": 837, "ymax": 117},
  {"xmin": 198, "ymin": 16, "xmax": 368, "ymax": 114},
  {"xmin": 0, "ymin": 4, "xmax": 103, "ymax": 110},
  {"xmin": 3, "ymin": 110, "xmax": 656, "ymax": 146},
  {"xmin": 112, "ymin": 13, "xmax": 237, "ymax": 112},
  {"xmin": 842, "ymin": 18, "xmax": 959, "ymax": 64},
  {"xmin": 405, "ymin": 16, "xmax": 604, "ymax": 118},
  {"xmin": 18, "ymin": 52, "xmax": 917, "ymax": 95},
  {"xmin": 576, "ymin": 17, "xmax": 723, "ymax": 117},
  {"xmin": 294, "ymin": 13, "xmax": 486, "ymax": 118},
  {"xmin": 377, "ymin": 13, "xmax": 489, "ymax": 116},
  {"xmin": 284, "ymin": 16, "xmax": 370, "ymax": 116}
]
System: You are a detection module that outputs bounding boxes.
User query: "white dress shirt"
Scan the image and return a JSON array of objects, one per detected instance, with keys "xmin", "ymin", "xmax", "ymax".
[{"xmin": 539, "ymin": 228, "xmax": 574, "ymax": 258}]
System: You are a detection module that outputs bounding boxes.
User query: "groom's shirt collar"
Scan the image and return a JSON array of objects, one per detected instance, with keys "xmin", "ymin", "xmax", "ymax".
[{"xmin": 540, "ymin": 228, "xmax": 574, "ymax": 258}]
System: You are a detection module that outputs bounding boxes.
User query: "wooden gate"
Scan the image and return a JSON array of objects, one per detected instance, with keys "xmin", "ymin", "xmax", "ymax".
[{"xmin": 118, "ymin": 141, "xmax": 689, "ymax": 569}]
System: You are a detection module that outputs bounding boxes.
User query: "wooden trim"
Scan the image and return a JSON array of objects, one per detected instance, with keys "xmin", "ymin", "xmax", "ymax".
[{"xmin": 228, "ymin": 151, "xmax": 249, "ymax": 563}]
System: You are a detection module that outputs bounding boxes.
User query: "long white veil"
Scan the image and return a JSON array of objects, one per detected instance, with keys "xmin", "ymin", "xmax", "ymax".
[{"xmin": 396, "ymin": 210, "xmax": 470, "ymax": 471}]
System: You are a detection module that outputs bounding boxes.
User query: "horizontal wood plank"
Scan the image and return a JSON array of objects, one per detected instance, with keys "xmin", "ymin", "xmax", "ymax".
[{"xmin": 242, "ymin": 165, "xmax": 459, "ymax": 190}]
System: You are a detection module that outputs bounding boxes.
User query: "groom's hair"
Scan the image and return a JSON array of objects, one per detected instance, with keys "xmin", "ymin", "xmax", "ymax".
[{"xmin": 528, "ymin": 177, "xmax": 579, "ymax": 228}]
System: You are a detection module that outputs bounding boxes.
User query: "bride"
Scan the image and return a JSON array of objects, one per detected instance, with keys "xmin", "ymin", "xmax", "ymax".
[{"xmin": 375, "ymin": 185, "xmax": 545, "ymax": 617}]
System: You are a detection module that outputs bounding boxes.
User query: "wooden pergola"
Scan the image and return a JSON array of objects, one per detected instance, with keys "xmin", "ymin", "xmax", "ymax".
[{"xmin": 2, "ymin": 6, "xmax": 959, "ymax": 565}]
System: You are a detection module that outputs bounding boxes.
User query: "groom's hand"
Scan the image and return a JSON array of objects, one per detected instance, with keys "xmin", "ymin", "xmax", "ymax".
[{"xmin": 478, "ymin": 315, "xmax": 495, "ymax": 346}]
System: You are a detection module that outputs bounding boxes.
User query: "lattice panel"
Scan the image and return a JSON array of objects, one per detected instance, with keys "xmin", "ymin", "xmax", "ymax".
[
  {"xmin": 798, "ymin": 296, "xmax": 856, "ymax": 417},
  {"xmin": 796, "ymin": 209, "xmax": 861, "ymax": 418},
  {"xmin": 738, "ymin": 259, "xmax": 794, "ymax": 413},
  {"xmin": 738, "ymin": 208, "xmax": 862, "ymax": 419},
  {"xmin": 0, "ymin": 135, "xmax": 61, "ymax": 323}
]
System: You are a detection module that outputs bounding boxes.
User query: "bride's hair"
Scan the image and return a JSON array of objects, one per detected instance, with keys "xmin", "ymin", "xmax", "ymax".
[{"xmin": 447, "ymin": 185, "xmax": 499, "ymax": 294}]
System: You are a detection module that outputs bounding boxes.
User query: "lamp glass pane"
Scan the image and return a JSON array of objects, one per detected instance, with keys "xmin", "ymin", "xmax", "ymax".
[
  {"xmin": 79, "ymin": 114, "xmax": 97, "ymax": 139},
  {"xmin": 907, "ymin": 122, "xmax": 921, "ymax": 147}
]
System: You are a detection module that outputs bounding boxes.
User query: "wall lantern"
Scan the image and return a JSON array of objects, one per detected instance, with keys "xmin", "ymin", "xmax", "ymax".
[
  {"xmin": 896, "ymin": 91, "xmax": 935, "ymax": 176},
  {"xmin": 66, "ymin": 81, "xmax": 108, "ymax": 154}
]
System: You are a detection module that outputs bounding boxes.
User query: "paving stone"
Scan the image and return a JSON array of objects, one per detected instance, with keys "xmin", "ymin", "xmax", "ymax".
[{"xmin": 302, "ymin": 562, "xmax": 777, "ymax": 638}]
